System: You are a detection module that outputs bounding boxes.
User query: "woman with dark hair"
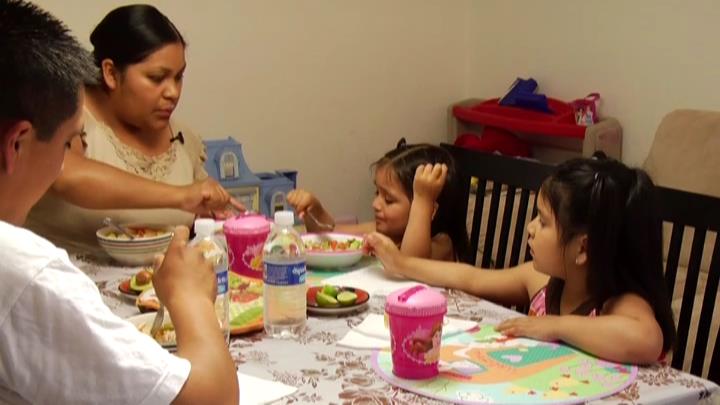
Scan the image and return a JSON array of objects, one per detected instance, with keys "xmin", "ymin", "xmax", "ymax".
[
  {"xmin": 27, "ymin": 5, "xmax": 241, "ymax": 256},
  {"xmin": 288, "ymin": 138, "xmax": 470, "ymax": 262}
]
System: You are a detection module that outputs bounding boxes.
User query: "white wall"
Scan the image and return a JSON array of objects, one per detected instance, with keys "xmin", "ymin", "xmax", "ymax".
[
  {"xmin": 34, "ymin": 0, "xmax": 720, "ymax": 219},
  {"xmin": 467, "ymin": 0, "xmax": 720, "ymax": 166},
  {"xmin": 36, "ymin": 0, "xmax": 470, "ymax": 221}
]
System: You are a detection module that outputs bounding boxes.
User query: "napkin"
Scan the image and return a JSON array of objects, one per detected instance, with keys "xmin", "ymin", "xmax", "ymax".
[
  {"xmin": 320, "ymin": 264, "xmax": 427, "ymax": 295},
  {"xmin": 337, "ymin": 313, "xmax": 477, "ymax": 349},
  {"xmin": 237, "ymin": 372, "xmax": 297, "ymax": 404}
]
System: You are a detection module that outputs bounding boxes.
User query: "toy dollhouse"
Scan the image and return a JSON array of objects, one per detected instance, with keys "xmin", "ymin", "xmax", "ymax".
[{"xmin": 203, "ymin": 137, "xmax": 296, "ymax": 216}]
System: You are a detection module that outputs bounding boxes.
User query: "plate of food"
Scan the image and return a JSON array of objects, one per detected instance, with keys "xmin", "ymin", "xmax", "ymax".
[
  {"xmin": 302, "ymin": 233, "xmax": 364, "ymax": 269},
  {"xmin": 135, "ymin": 272, "xmax": 265, "ymax": 336},
  {"xmin": 126, "ymin": 312, "xmax": 177, "ymax": 349},
  {"xmin": 117, "ymin": 267, "xmax": 154, "ymax": 300},
  {"xmin": 306, "ymin": 285, "xmax": 369, "ymax": 315}
]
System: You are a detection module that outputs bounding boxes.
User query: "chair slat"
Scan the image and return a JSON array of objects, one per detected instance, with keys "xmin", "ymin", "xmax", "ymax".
[
  {"xmin": 468, "ymin": 179, "xmax": 487, "ymax": 266},
  {"xmin": 482, "ymin": 182, "xmax": 503, "ymax": 268},
  {"xmin": 495, "ymin": 185, "xmax": 516, "ymax": 268},
  {"xmin": 664, "ymin": 224, "xmax": 684, "ymax": 298},
  {"xmin": 671, "ymin": 228, "xmax": 707, "ymax": 371},
  {"xmin": 510, "ymin": 189, "xmax": 531, "ymax": 267},
  {"xmin": 691, "ymin": 236, "xmax": 720, "ymax": 377}
]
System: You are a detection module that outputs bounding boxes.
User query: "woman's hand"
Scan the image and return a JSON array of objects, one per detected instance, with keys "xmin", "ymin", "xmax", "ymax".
[
  {"xmin": 364, "ymin": 232, "xmax": 406, "ymax": 278},
  {"xmin": 180, "ymin": 178, "xmax": 244, "ymax": 216},
  {"xmin": 152, "ymin": 226, "xmax": 216, "ymax": 310},
  {"xmin": 413, "ymin": 163, "xmax": 447, "ymax": 203},
  {"xmin": 495, "ymin": 315, "xmax": 561, "ymax": 342}
]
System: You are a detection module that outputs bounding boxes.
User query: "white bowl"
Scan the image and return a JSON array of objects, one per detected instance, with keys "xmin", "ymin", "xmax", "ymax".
[
  {"xmin": 96, "ymin": 224, "xmax": 173, "ymax": 266},
  {"xmin": 302, "ymin": 233, "xmax": 364, "ymax": 269}
]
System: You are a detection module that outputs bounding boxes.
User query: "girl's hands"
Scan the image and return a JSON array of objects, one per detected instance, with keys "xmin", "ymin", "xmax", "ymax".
[
  {"xmin": 287, "ymin": 189, "xmax": 320, "ymax": 219},
  {"xmin": 364, "ymin": 231, "xmax": 406, "ymax": 278},
  {"xmin": 287, "ymin": 189, "xmax": 335, "ymax": 231},
  {"xmin": 413, "ymin": 163, "xmax": 448, "ymax": 203},
  {"xmin": 495, "ymin": 315, "xmax": 561, "ymax": 342}
]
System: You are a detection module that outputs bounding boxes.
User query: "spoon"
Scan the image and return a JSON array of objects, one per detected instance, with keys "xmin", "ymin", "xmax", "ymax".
[
  {"xmin": 305, "ymin": 210, "xmax": 334, "ymax": 231},
  {"xmin": 103, "ymin": 217, "xmax": 135, "ymax": 240}
]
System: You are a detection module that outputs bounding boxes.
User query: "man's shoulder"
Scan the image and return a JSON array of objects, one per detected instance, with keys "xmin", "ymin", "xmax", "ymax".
[{"xmin": 0, "ymin": 221, "xmax": 68, "ymax": 321}]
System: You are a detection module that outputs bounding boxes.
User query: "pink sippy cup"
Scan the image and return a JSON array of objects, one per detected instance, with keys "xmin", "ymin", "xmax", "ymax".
[
  {"xmin": 223, "ymin": 214, "xmax": 271, "ymax": 279},
  {"xmin": 385, "ymin": 285, "xmax": 447, "ymax": 379}
]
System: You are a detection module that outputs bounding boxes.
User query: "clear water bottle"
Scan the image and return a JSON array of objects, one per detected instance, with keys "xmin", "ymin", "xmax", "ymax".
[
  {"xmin": 191, "ymin": 218, "xmax": 230, "ymax": 343},
  {"xmin": 263, "ymin": 211, "xmax": 306, "ymax": 338}
]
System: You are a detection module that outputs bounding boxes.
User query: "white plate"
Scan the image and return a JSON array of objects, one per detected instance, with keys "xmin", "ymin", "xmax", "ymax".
[{"xmin": 302, "ymin": 233, "xmax": 364, "ymax": 268}]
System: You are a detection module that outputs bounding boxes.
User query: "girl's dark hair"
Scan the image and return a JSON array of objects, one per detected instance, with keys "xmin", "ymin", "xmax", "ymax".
[
  {"xmin": 373, "ymin": 138, "xmax": 470, "ymax": 261},
  {"xmin": 540, "ymin": 153, "xmax": 676, "ymax": 353},
  {"xmin": 90, "ymin": 5, "xmax": 185, "ymax": 73}
]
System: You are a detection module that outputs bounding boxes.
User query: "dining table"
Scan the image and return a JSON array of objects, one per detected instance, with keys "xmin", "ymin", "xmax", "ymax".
[{"xmin": 74, "ymin": 255, "xmax": 719, "ymax": 405}]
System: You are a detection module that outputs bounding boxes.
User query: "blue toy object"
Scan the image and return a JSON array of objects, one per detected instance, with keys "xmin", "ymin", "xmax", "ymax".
[
  {"xmin": 203, "ymin": 137, "xmax": 296, "ymax": 217},
  {"xmin": 499, "ymin": 78, "xmax": 552, "ymax": 114}
]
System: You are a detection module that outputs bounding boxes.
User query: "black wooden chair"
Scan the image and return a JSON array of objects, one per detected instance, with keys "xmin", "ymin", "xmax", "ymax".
[
  {"xmin": 656, "ymin": 186, "xmax": 720, "ymax": 383},
  {"xmin": 443, "ymin": 144, "xmax": 720, "ymax": 383},
  {"xmin": 441, "ymin": 144, "xmax": 554, "ymax": 269}
]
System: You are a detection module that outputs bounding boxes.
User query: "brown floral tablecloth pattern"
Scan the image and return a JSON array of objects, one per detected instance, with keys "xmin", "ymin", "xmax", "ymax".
[{"xmin": 76, "ymin": 256, "xmax": 719, "ymax": 405}]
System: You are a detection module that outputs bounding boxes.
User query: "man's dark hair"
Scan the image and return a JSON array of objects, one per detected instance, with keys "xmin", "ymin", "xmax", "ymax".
[{"xmin": 0, "ymin": 0, "xmax": 95, "ymax": 140}]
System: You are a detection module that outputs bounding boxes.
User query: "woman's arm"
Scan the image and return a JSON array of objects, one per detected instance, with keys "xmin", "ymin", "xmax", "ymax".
[
  {"xmin": 366, "ymin": 232, "xmax": 546, "ymax": 306},
  {"xmin": 52, "ymin": 143, "xmax": 236, "ymax": 214},
  {"xmin": 496, "ymin": 293, "xmax": 664, "ymax": 364}
]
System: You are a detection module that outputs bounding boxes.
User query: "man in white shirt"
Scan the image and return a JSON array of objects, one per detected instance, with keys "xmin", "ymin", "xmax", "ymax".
[{"xmin": 0, "ymin": 1, "xmax": 239, "ymax": 404}]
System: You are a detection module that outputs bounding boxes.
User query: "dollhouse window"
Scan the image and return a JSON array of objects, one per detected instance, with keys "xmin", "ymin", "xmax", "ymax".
[{"xmin": 220, "ymin": 151, "xmax": 239, "ymax": 179}]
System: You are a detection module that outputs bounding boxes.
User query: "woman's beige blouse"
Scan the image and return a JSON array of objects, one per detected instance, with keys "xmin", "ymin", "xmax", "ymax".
[{"xmin": 25, "ymin": 109, "xmax": 208, "ymax": 257}]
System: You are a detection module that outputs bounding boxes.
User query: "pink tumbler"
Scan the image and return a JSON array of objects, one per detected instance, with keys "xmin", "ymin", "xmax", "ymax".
[
  {"xmin": 223, "ymin": 214, "xmax": 271, "ymax": 279},
  {"xmin": 385, "ymin": 285, "xmax": 447, "ymax": 379}
]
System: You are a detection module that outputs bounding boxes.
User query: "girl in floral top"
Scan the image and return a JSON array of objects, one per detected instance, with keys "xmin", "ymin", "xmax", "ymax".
[{"xmin": 365, "ymin": 153, "xmax": 676, "ymax": 365}]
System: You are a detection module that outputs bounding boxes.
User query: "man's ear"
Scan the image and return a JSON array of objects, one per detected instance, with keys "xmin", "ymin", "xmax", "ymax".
[
  {"xmin": 0, "ymin": 120, "xmax": 33, "ymax": 175},
  {"xmin": 101, "ymin": 59, "xmax": 119, "ymax": 90}
]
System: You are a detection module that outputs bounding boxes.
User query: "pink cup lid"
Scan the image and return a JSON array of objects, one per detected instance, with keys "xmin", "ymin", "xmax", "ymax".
[
  {"xmin": 385, "ymin": 285, "xmax": 447, "ymax": 317},
  {"xmin": 223, "ymin": 214, "xmax": 271, "ymax": 235}
]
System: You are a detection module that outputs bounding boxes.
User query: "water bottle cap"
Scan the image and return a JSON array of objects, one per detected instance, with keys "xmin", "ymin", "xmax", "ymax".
[
  {"xmin": 274, "ymin": 210, "xmax": 294, "ymax": 226},
  {"xmin": 194, "ymin": 218, "xmax": 216, "ymax": 236}
]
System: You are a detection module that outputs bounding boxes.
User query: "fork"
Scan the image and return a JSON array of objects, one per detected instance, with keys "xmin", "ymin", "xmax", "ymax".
[
  {"xmin": 103, "ymin": 217, "xmax": 135, "ymax": 240},
  {"xmin": 149, "ymin": 302, "xmax": 165, "ymax": 338}
]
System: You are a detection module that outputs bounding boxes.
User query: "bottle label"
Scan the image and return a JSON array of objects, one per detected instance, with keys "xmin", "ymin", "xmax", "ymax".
[
  {"xmin": 264, "ymin": 261, "xmax": 306, "ymax": 286},
  {"xmin": 216, "ymin": 267, "xmax": 229, "ymax": 295}
]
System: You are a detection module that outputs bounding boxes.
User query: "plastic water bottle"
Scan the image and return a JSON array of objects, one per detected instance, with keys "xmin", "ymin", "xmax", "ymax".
[
  {"xmin": 263, "ymin": 211, "xmax": 306, "ymax": 338},
  {"xmin": 191, "ymin": 218, "xmax": 230, "ymax": 343}
]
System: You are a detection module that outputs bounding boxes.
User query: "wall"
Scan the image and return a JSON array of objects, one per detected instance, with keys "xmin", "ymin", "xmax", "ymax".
[
  {"xmin": 36, "ymin": 0, "xmax": 470, "ymax": 221},
  {"xmin": 34, "ymin": 0, "xmax": 720, "ymax": 218},
  {"xmin": 466, "ymin": 0, "xmax": 720, "ymax": 166}
]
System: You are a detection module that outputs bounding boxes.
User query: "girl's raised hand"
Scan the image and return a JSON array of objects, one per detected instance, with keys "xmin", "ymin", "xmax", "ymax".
[
  {"xmin": 287, "ymin": 189, "xmax": 319, "ymax": 219},
  {"xmin": 364, "ymin": 232, "xmax": 405, "ymax": 277},
  {"xmin": 413, "ymin": 163, "xmax": 448, "ymax": 203},
  {"xmin": 495, "ymin": 315, "xmax": 561, "ymax": 342}
]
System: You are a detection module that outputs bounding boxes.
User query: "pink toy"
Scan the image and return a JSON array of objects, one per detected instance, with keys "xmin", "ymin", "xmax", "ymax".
[
  {"xmin": 223, "ymin": 214, "xmax": 271, "ymax": 279},
  {"xmin": 385, "ymin": 285, "xmax": 447, "ymax": 379}
]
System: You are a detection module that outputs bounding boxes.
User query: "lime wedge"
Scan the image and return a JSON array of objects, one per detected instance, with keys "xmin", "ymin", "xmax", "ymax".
[
  {"xmin": 321, "ymin": 284, "xmax": 339, "ymax": 298},
  {"xmin": 337, "ymin": 291, "xmax": 357, "ymax": 306},
  {"xmin": 316, "ymin": 292, "xmax": 339, "ymax": 307}
]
